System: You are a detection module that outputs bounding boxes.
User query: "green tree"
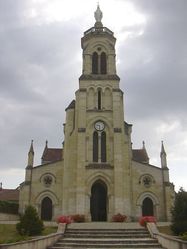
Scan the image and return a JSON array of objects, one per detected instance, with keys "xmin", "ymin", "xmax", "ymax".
[
  {"xmin": 171, "ymin": 188, "xmax": 187, "ymax": 235},
  {"xmin": 16, "ymin": 205, "xmax": 44, "ymax": 236}
]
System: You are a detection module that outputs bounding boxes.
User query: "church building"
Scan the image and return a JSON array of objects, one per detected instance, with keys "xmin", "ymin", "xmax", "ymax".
[{"xmin": 19, "ymin": 6, "xmax": 174, "ymax": 222}]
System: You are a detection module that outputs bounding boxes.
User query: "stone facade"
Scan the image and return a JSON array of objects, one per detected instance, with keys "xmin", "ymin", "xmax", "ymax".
[{"xmin": 19, "ymin": 6, "xmax": 175, "ymax": 222}]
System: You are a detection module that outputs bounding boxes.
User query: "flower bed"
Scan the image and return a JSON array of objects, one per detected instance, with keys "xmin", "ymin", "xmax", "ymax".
[
  {"xmin": 139, "ymin": 216, "xmax": 156, "ymax": 227},
  {"xmin": 112, "ymin": 213, "xmax": 127, "ymax": 222},
  {"xmin": 57, "ymin": 216, "xmax": 72, "ymax": 224}
]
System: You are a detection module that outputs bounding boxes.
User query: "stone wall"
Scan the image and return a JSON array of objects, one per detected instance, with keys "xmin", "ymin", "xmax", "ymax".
[
  {"xmin": 0, "ymin": 213, "xmax": 19, "ymax": 221},
  {"xmin": 0, "ymin": 233, "xmax": 62, "ymax": 249}
]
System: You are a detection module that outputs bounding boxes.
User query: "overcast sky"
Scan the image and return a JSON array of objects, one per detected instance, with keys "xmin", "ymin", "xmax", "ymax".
[{"xmin": 0, "ymin": 0, "xmax": 187, "ymax": 191}]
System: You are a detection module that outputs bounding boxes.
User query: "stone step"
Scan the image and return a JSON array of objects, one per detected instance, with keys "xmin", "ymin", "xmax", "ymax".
[
  {"xmin": 49, "ymin": 246, "xmax": 163, "ymax": 249},
  {"xmin": 57, "ymin": 238, "xmax": 160, "ymax": 244},
  {"xmin": 48, "ymin": 239, "xmax": 162, "ymax": 248},
  {"xmin": 65, "ymin": 228, "xmax": 149, "ymax": 238},
  {"xmin": 48, "ymin": 226, "xmax": 163, "ymax": 249},
  {"xmin": 66, "ymin": 228, "xmax": 148, "ymax": 233},
  {"xmin": 68, "ymin": 222, "xmax": 142, "ymax": 230},
  {"xmin": 64, "ymin": 234, "xmax": 150, "ymax": 238},
  {"xmin": 48, "ymin": 243, "xmax": 162, "ymax": 249}
]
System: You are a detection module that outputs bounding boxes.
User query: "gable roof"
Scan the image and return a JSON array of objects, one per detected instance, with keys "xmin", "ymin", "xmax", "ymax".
[
  {"xmin": 42, "ymin": 148, "xmax": 63, "ymax": 164},
  {"xmin": 132, "ymin": 149, "xmax": 149, "ymax": 163},
  {"xmin": 65, "ymin": 100, "xmax": 75, "ymax": 111}
]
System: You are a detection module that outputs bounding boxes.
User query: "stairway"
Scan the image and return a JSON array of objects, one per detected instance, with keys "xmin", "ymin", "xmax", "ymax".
[{"xmin": 48, "ymin": 223, "xmax": 163, "ymax": 249}]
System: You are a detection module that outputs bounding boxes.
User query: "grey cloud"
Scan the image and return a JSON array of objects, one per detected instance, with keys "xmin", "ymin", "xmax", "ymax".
[
  {"xmin": 0, "ymin": 0, "xmax": 187, "ymax": 190},
  {"xmin": 118, "ymin": 0, "xmax": 187, "ymax": 123}
]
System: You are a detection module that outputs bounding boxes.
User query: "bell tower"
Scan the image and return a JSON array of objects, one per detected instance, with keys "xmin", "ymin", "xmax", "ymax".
[
  {"xmin": 80, "ymin": 4, "xmax": 119, "ymax": 82},
  {"xmin": 62, "ymin": 5, "xmax": 132, "ymax": 220}
]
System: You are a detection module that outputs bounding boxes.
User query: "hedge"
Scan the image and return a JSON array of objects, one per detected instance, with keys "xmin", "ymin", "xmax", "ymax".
[{"xmin": 0, "ymin": 200, "xmax": 19, "ymax": 214}]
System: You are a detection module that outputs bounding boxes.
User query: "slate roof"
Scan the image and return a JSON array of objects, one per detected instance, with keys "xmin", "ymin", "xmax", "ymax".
[
  {"xmin": 132, "ymin": 149, "xmax": 149, "ymax": 163},
  {"xmin": 42, "ymin": 148, "xmax": 63, "ymax": 164}
]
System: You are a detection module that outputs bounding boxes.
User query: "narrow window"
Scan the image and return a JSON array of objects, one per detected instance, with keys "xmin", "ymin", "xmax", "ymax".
[
  {"xmin": 100, "ymin": 52, "xmax": 107, "ymax": 74},
  {"xmin": 92, "ymin": 52, "xmax": 98, "ymax": 74},
  {"xmin": 101, "ymin": 131, "xmax": 106, "ymax": 162},
  {"xmin": 98, "ymin": 89, "xmax": 101, "ymax": 110},
  {"xmin": 93, "ymin": 131, "xmax": 98, "ymax": 162}
]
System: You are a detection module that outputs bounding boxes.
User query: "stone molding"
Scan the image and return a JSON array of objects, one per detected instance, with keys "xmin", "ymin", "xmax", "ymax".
[
  {"xmin": 113, "ymin": 128, "xmax": 122, "ymax": 133},
  {"xmin": 78, "ymin": 128, "xmax": 86, "ymax": 132},
  {"xmin": 86, "ymin": 163, "xmax": 113, "ymax": 169}
]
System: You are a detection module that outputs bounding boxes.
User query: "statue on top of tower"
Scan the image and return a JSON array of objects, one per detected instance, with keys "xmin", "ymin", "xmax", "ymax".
[{"xmin": 94, "ymin": 4, "xmax": 103, "ymax": 23}]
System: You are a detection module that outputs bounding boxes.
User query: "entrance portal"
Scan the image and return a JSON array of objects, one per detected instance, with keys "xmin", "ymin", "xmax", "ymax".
[
  {"xmin": 41, "ymin": 197, "xmax": 52, "ymax": 220},
  {"xmin": 142, "ymin": 197, "xmax": 154, "ymax": 216},
  {"xmin": 90, "ymin": 180, "xmax": 107, "ymax": 221}
]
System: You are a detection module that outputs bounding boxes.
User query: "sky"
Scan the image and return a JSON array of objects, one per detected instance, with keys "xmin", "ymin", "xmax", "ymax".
[{"xmin": 0, "ymin": 0, "xmax": 187, "ymax": 191}]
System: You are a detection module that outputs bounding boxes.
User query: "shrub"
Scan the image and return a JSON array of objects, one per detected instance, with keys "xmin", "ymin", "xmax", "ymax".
[
  {"xmin": 139, "ymin": 216, "xmax": 156, "ymax": 227},
  {"xmin": 16, "ymin": 205, "xmax": 44, "ymax": 236},
  {"xmin": 181, "ymin": 232, "xmax": 187, "ymax": 241},
  {"xmin": 171, "ymin": 220, "xmax": 187, "ymax": 236},
  {"xmin": 71, "ymin": 214, "xmax": 85, "ymax": 222},
  {"xmin": 171, "ymin": 188, "xmax": 187, "ymax": 235},
  {"xmin": 112, "ymin": 213, "xmax": 127, "ymax": 222},
  {"xmin": 57, "ymin": 215, "xmax": 72, "ymax": 224}
]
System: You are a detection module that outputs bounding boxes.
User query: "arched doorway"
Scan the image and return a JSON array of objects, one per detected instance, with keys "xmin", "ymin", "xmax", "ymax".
[
  {"xmin": 41, "ymin": 197, "xmax": 52, "ymax": 220},
  {"xmin": 142, "ymin": 197, "xmax": 154, "ymax": 216},
  {"xmin": 90, "ymin": 180, "xmax": 107, "ymax": 221}
]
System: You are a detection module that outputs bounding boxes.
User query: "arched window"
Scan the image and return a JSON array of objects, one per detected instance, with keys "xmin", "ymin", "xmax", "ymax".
[
  {"xmin": 98, "ymin": 89, "xmax": 101, "ymax": 110},
  {"xmin": 100, "ymin": 52, "xmax": 107, "ymax": 74},
  {"xmin": 93, "ymin": 131, "xmax": 98, "ymax": 162},
  {"xmin": 92, "ymin": 52, "xmax": 98, "ymax": 74},
  {"xmin": 41, "ymin": 197, "xmax": 52, "ymax": 221},
  {"xmin": 101, "ymin": 131, "xmax": 106, "ymax": 162}
]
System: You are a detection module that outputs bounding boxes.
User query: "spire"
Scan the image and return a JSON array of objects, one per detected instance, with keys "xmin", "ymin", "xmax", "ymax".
[
  {"xmin": 160, "ymin": 141, "xmax": 167, "ymax": 168},
  {"xmin": 41, "ymin": 140, "xmax": 48, "ymax": 164},
  {"xmin": 27, "ymin": 140, "xmax": 34, "ymax": 168},
  {"xmin": 142, "ymin": 141, "xmax": 146, "ymax": 150},
  {"xmin": 94, "ymin": 4, "xmax": 103, "ymax": 27},
  {"xmin": 29, "ymin": 139, "xmax": 34, "ymax": 154},
  {"xmin": 142, "ymin": 141, "xmax": 149, "ymax": 163},
  {"xmin": 45, "ymin": 140, "xmax": 48, "ymax": 150},
  {"xmin": 161, "ymin": 141, "xmax": 166, "ymax": 155}
]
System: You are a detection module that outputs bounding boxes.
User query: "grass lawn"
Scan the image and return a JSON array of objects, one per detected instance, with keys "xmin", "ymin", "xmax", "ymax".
[{"xmin": 0, "ymin": 224, "xmax": 57, "ymax": 244}]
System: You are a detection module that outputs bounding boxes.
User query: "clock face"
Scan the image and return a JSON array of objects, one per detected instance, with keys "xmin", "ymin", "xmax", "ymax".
[{"xmin": 95, "ymin": 121, "xmax": 105, "ymax": 131}]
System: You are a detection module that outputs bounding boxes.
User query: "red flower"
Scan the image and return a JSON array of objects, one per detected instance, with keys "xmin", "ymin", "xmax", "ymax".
[
  {"xmin": 139, "ymin": 216, "xmax": 156, "ymax": 227},
  {"xmin": 57, "ymin": 215, "xmax": 72, "ymax": 224},
  {"xmin": 112, "ymin": 213, "xmax": 127, "ymax": 222}
]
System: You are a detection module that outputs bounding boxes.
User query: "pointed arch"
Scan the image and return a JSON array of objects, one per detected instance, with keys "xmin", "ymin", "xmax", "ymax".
[
  {"xmin": 92, "ymin": 52, "xmax": 98, "ymax": 74},
  {"xmin": 90, "ymin": 179, "xmax": 107, "ymax": 221},
  {"xmin": 41, "ymin": 197, "xmax": 52, "ymax": 221},
  {"xmin": 136, "ymin": 192, "xmax": 159, "ymax": 218},
  {"xmin": 142, "ymin": 197, "xmax": 154, "ymax": 216},
  {"xmin": 93, "ymin": 131, "xmax": 98, "ymax": 162},
  {"xmin": 98, "ymin": 89, "xmax": 102, "ymax": 110},
  {"xmin": 101, "ymin": 131, "xmax": 106, "ymax": 162},
  {"xmin": 100, "ymin": 52, "xmax": 107, "ymax": 74}
]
